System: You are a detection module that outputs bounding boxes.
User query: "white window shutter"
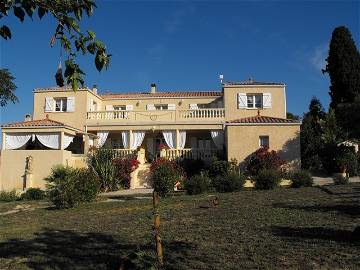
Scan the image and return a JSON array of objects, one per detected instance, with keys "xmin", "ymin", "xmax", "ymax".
[
  {"xmin": 105, "ymin": 105, "xmax": 114, "ymax": 111},
  {"xmin": 147, "ymin": 104, "xmax": 155, "ymax": 110},
  {"xmin": 189, "ymin": 104, "xmax": 198, "ymax": 110},
  {"xmin": 263, "ymin": 93, "xmax": 272, "ymax": 108},
  {"xmin": 89, "ymin": 98, "xmax": 94, "ymax": 111},
  {"xmin": 45, "ymin": 97, "xmax": 54, "ymax": 112},
  {"xmin": 168, "ymin": 104, "xmax": 176, "ymax": 110},
  {"xmin": 67, "ymin": 97, "xmax": 75, "ymax": 112},
  {"xmin": 126, "ymin": 104, "xmax": 133, "ymax": 111},
  {"xmin": 238, "ymin": 93, "xmax": 247, "ymax": 109}
]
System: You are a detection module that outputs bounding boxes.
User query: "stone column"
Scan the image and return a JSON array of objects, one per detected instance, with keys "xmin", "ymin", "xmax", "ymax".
[
  {"xmin": 2, "ymin": 131, "xmax": 6, "ymax": 150},
  {"xmin": 83, "ymin": 134, "xmax": 90, "ymax": 154},
  {"xmin": 129, "ymin": 130, "xmax": 133, "ymax": 149},
  {"xmin": 60, "ymin": 131, "xmax": 65, "ymax": 150},
  {"xmin": 176, "ymin": 129, "xmax": 180, "ymax": 149}
]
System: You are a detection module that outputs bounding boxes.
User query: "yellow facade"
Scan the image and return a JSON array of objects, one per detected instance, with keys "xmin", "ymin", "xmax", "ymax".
[{"xmin": 0, "ymin": 80, "xmax": 301, "ymax": 191}]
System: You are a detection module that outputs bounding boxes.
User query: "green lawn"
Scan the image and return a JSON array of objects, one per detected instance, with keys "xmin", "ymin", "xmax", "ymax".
[{"xmin": 0, "ymin": 185, "xmax": 360, "ymax": 269}]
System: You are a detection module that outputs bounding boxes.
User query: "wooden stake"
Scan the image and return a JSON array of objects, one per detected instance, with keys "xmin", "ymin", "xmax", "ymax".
[{"xmin": 153, "ymin": 191, "xmax": 164, "ymax": 266}]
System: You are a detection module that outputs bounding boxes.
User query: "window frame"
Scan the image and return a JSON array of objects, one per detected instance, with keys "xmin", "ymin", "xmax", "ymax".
[
  {"xmin": 259, "ymin": 135, "xmax": 269, "ymax": 148},
  {"xmin": 246, "ymin": 94, "xmax": 263, "ymax": 109},
  {"xmin": 54, "ymin": 98, "xmax": 67, "ymax": 112}
]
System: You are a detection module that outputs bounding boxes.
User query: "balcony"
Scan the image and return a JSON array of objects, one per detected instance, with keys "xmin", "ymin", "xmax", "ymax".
[{"xmin": 86, "ymin": 108, "xmax": 225, "ymax": 124}]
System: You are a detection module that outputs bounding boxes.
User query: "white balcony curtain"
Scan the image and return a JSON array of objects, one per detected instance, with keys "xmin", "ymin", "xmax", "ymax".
[
  {"xmin": 130, "ymin": 131, "xmax": 145, "ymax": 150},
  {"xmin": 97, "ymin": 131, "xmax": 109, "ymax": 147},
  {"xmin": 210, "ymin": 130, "xmax": 224, "ymax": 149},
  {"xmin": 36, "ymin": 134, "xmax": 60, "ymax": 149},
  {"xmin": 121, "ymin": 131, "xmax": 145, "ymax": 150},
  {"xmin": 163, "ymin": 131, "xmax": 176, "ymax": 149},
  {"xmin": 178, "ymin": 131, "xmax": 186, "ymax": 149},
  {"xmin": 5, "ymin": 134, "xmax": 32, "ymax": 150},
  {"xmin": 64, "ymin": 134, "xmax": 74, "ymax": 149},
  {"xmin": 121, "ymin": 131, "xmax": 129, "ymax": 149}
]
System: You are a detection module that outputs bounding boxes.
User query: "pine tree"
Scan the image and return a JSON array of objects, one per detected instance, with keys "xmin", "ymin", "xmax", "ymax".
[{"xmin": 323, "ymin": 26, "xmax": 360, "ymax": 108}]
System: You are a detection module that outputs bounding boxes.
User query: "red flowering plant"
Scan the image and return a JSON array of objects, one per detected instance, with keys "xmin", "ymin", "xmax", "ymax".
[
  {"xmin": 112, "ymin": 157, "xmax": 140, "ymax": 189},
  {"xmin": 150, "ymin": 158, "xmax": 185, "ymax": 197},
  {"xmin": 243, "ymin": 146, "xmax": 285, "ymax": 176},
  {"xmin": 159, "ymin": 143, "xmax": 169, "ymax": 151}
]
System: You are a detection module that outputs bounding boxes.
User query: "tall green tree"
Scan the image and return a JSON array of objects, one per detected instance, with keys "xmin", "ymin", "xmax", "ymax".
[
  {"xmin": 0, "ymin": 69, "xmax": 17, "ymax": 107},
  {"xmin": 0, "ymin": 0, "xmax": 111, "ymax": 96},
  {"xmin": 300, "ymin": 97, "xmax": 326, "ymax": 170},
  {"xmin": 323, "ymin": 26, "xmax": 360, "ymax": 107}
]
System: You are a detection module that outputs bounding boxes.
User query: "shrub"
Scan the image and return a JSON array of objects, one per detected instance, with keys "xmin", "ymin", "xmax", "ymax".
[
  {"xmin": 244, "ymin": 147, "xmax": 285, "ymax": 176},
  {"xmin": 208, "ymin": 160, "xmax": 231, "ymax": 178},
  {"xmin": 150, "ymin": 158, "xmax": 184, "ymax": 197},
  {"xmin": 113, "ymin": 157, "xmax": 140, "ymax": 189},
  {"xmin": 21, "ymin": 188, "xmax": 46, "ymax": 200},
  {"xmin": 254, "ymin": 169, "xmax": 281, "ymax": 190},
  {"xmin": 335, "ymin": 149, "xmax": 359, "ymax": 176},
  {"xmin": 290, "ymin": 170, "xmax": 313, "ymax": 188},
  {"xmin": 87, "ymin": 148, "xmax": 117, "ymax": 192},
  {"xmin": 178, "ymin": 158, "xmax": 205, "ymax": 178},
  {"xmin": 333, "ymin": 174, "xmax": 349, "ymax": 185},
  {"xmin": 212, "ymin": 172, "xmax": 245, "ymax": 193},
  {"xmin": 184, "ymin": 172, "xmax": 211, "ymax": 195},
  {"xmin": 0, "ymin": 190, "xmax": 21, "ymax": 202},
  {"xmin": 45, "ymin": 165, "xmax": 100, "ymax": 208}
]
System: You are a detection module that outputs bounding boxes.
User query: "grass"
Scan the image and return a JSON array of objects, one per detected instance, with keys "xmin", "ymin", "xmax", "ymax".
[{"xmin": 0, "ymin": 184, "xmax": 360, "ymax": 269}]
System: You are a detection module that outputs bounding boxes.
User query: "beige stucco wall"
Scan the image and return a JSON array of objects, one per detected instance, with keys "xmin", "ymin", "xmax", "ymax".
[
  {"xmin": 226, "ymin": 124, "xmax": 300, "ymax": 167},
  {"xmin": 0, "ymin": 150, "xmax": 74, "ymax": 191},
  {"xmin": 223, "ymin": 85, "xmax": 286, "ymax": 120}
]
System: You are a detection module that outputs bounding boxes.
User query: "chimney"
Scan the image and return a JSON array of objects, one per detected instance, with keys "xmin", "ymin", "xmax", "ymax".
[
  {"xmin": 24, "ymin": 114, "xmax": 32, "ymax": 122},
  {"xmin": 92, "ymin": 84, "xmax": 98, "ymax": 95},
  {"xmin": 150, "ymin": 83, "xmax": 156, "ymax": 94}
]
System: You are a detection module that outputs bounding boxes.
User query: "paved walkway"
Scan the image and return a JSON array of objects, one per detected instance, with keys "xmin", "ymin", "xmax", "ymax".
[
  {"xmin": 99, "ymin": 188, "xmax": 153, "ymax": 198},
  {"xmin": 313, "ymin": 176, "xmax": 360, "ymax": 186}
]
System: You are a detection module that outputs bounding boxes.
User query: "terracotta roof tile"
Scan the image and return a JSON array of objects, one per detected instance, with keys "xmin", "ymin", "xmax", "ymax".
[
  {"xmin": 223, "ymin": 80, "xmax": 284, "ymax": 86},
  {"xmin": 227, "ymin": 115, "xmax": 300, "ymax": 124},
  {"xmin": 2, "ymin": 118, "xmax": 65, "ymax": 128},
  {"xmin": 100, "ymin": 91, "xmax": 222, "ymax": 99}
]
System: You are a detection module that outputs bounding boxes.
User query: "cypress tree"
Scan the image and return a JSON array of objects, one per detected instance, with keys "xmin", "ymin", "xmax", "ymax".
[{"xmin": 323, "ymin": 26, "xmax": 360, "ymax": 108}]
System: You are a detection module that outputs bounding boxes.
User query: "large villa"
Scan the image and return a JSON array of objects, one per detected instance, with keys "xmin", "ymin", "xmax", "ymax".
[{"xmin": 0, "ymin": 79, "xmax": 301, "ymax": 190}]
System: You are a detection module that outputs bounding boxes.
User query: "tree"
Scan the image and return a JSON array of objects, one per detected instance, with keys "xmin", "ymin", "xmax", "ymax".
[
  {"xmin": 300, "ymin": 97, "xmax": 326, "ymax": 171},
  {"xmin": 0, "ymin": 0, "xmax": 111, "ymax": 92},
  {"xmin": 286, "ymin": 112, "xmax": 300, "ymax": 120},
  {"xmin": 323, "ymin": 26, "xmax": 360, "ymax": 108},
  {"xmin": 0, "ymin": 69, "xmax": 18, "ymax": 107}
]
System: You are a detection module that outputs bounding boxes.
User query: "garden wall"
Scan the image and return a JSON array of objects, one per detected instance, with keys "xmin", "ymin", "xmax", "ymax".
[{"xmin": 0, "ymin": 150, "xmax": 74, "ymax": 191}]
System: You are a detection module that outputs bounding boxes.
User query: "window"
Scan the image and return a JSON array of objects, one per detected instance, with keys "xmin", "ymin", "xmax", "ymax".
[
  {"xmin": 55, "ymin": 98, "xmax": 67, "ymax": 112},
  {"xmin": 113, "ymin": 105, "xmax": 126, "ymax": 111},
  {"xmin": 198, "ymin": 104, "xmax": 211, "ymax": 109},
  {"xmin": 154, "ymin": 104, "xmax": 168, "ymax": 110},
  {"xmin": 259, "ymin": 136, "xmax": 269, "ymax": 148},
  {"xmin": 247, "ymin": 94, "xmax": 263, "ymax": 109}
]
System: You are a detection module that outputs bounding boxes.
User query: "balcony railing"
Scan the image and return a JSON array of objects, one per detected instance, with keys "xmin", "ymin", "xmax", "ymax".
[
  {"xmin": 161, "ymin": 148, "xmax": 219, "ymax": 161},
  {"xmin": 87, "ymin": 108, "xmax": 225, "ymax": 122}
]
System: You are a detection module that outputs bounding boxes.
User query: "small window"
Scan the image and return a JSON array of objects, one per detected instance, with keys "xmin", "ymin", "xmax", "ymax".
[
  {"xmin": 197, "ymin": 104, "xmax": 211, "ymax": 109},
  {"xmin": 113, "ymin": 105, "xmax": 126, "ymax": 111},
  {"xmin": 259, "ymin": 136, "xmax": 269, "ymax": 148},
  {"xmin": 154, "ymin": 104, "xmax": 168, "ymax": 110},
  {"xmin": 247, "ymin": 94, "xmax": 263, "ymax": 109},
  {"xmin": 54, "ymin": 98, "xmax": 67, "ymax": 112}
]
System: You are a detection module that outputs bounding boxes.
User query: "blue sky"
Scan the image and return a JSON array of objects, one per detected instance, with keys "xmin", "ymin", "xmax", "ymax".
[{"xmin": 0, "ymin": 0, "xmax": 359, "ymax": 125}]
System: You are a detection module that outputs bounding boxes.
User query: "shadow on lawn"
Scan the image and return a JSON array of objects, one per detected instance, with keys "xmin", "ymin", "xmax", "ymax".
[
  {"xmin": 271, "ymin": 226, "xmax": 359, "ymax": 244},
  {"xmin": 0, "ymin": 228, "xmax": 193, "ymax": 270}
]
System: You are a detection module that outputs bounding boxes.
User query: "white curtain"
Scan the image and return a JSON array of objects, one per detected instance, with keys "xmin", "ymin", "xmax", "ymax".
[
  {"xmin": 163, "ymin": 131, "xmax": 176, "ymax": 149},
  {"xmin": 5, "ymin": 134, "xmax": 32, "ymax": 150},
  {"xmin": 36, "ymin": 134, "xmax": 60, "ymax": 149},
  {"xmin": 97, "ymin": 131, "xmax": 109, "ymax": 147},
  {"xmin": 121, "ymin": 131, "xmax": 129, "ymax": 149},
  {"xmin": 122, "ymin": 131, "xmax": 145, "ymax": 149},
  {"xmin": 210, "ymin": 131, "xmax": 224, "ymax": 149},
  {"xmin": 178, "ymin": 131, "xmax": 186, "ymax": 149},
  {"xmin": 130, "ymin": 131, "xmax": 145, "ymax": 150},
  {"xmin": 63, "ymin": 134, "xmax": 74, "ymax": 149}
]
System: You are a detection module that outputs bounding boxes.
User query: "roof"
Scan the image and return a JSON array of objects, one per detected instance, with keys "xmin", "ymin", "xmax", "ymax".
[
  {"xmin": 34, "ymin": 86, "xmax": 90, "ymax": 92},
  {"xmin": 223, "ymin": 79, "xmax": 284, "ymax": 86},
  {"xmin": 2, "ymin": 118, "xmax": 65, "ymax": 128},
  {"xmin": 227, "ymin": 115, "xmax": 300, "ymax": 125},
  {"xmin": 100, "ymin": 91, "xmax": 222, "ymax": 99}
]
